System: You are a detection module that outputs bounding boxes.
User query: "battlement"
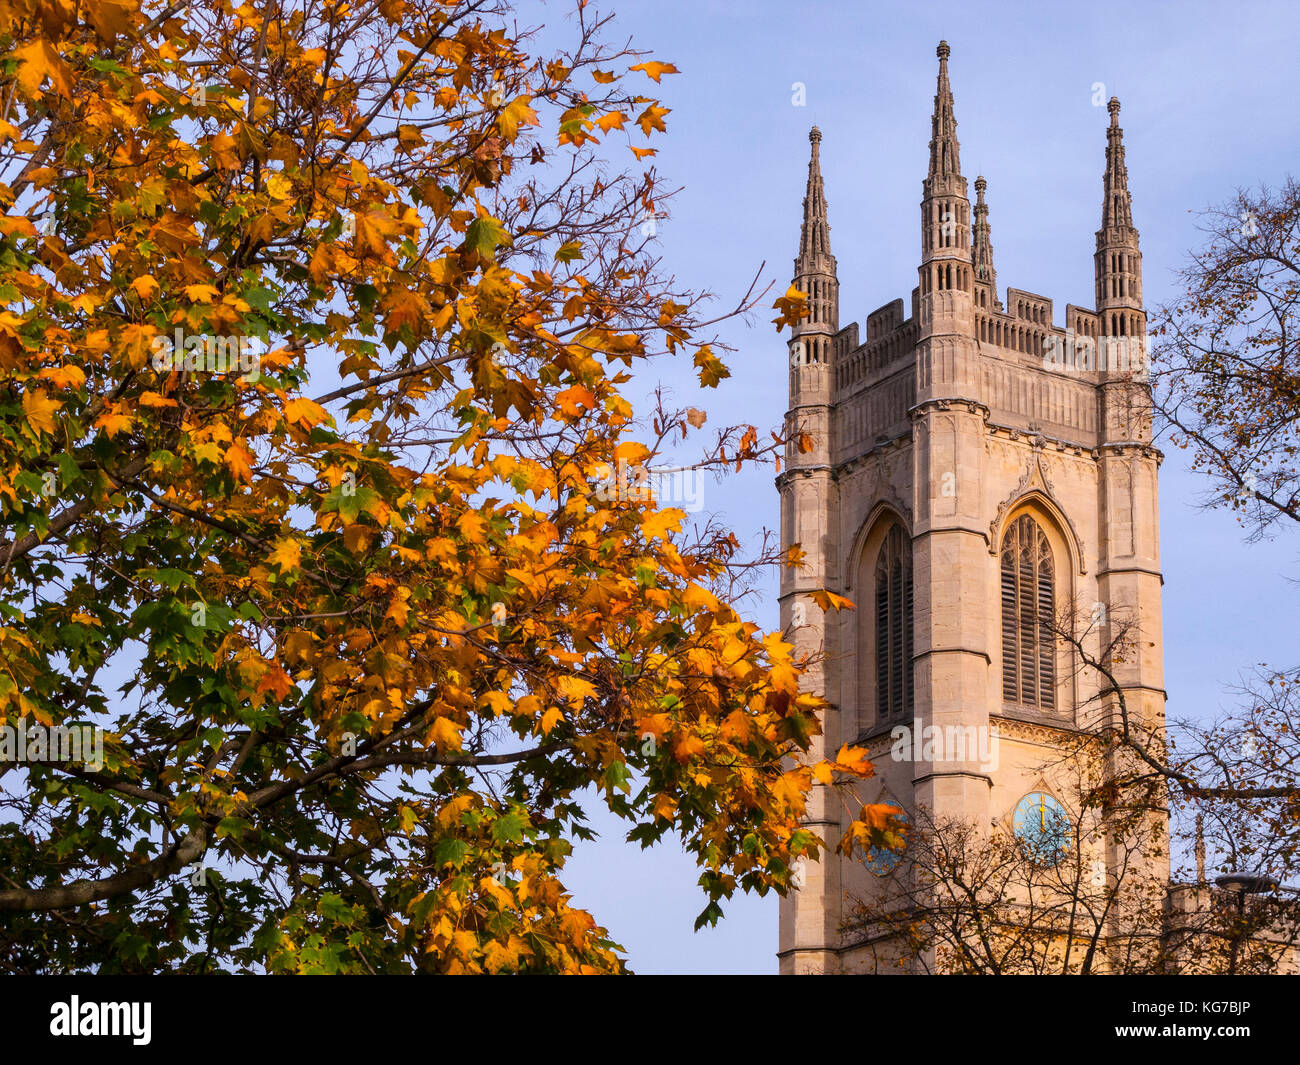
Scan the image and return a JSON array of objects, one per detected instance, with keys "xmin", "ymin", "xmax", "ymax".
[
  {"xmin": 832, "ymin": 278, "xmax": 1106, "ymax": 399},
  {"xmin": 834, "ymin": 301, "xmax": 918, "ymax": 394},
  {"xmin": 867, "ymin": 298, "xmax": 905, "ymax": 341}
]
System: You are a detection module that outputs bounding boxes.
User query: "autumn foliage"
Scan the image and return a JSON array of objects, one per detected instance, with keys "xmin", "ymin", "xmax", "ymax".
[{"xmin": 0, "ymin": 0, "xmax": 885, "ymax": 972}]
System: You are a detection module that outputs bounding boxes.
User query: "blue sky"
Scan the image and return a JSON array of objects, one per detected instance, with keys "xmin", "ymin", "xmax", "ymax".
[{"xmin": 543, "ymin": 0, "xmax": 1300, "ymax": 973}]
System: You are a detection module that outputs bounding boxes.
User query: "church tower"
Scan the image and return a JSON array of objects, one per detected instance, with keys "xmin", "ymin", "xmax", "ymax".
[
  {"xmin": 777, "ymin": 43, "xmax": 1166, "ymax": 974},
  {"xmin": 776, "ymin": 125, "xmax": 844, "ymax": 970}
]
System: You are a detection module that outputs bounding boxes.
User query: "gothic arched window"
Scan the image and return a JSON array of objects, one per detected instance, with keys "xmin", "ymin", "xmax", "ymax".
[
  {"xmin": 1000, "ymin": 514, "xmax": 1056, "ymax": 710},
  {"xmin": 875, "ymin": 525, "xmax": 913, "ymax": 721}
]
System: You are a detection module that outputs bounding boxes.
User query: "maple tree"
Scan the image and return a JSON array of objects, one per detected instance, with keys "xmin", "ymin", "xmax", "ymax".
[{"xmin": 0, "ymin": 0, "xmax": 889, "ymax": 973}]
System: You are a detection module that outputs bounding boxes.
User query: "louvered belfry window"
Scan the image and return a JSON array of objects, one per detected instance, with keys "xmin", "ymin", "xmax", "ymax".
[
  {"xmin": 875, "ymin": 525, "xmax": 913, "ymax": 721},
  {"xmin": 1001, "ymin": 515, "xmax": 1056, "ymax": 710}
]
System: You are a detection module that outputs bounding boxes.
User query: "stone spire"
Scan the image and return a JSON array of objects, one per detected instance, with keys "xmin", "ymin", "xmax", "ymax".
[
  {"xmin": 926, "ymin": 40, "xmax": 962, "ymax": 188},
  {"xmin": 792, "ymin": 125, "xmax": 838, "ymax": 358},
  {"xmin": 797, "ymin": 125, "xmax": 833, "ymax": 271},
  {"xmin": 972, "ymin": 174, "xmax": 998, "ymax": 302},
  {"xmin": 921, "ymin": 41, "xmax": 969, "ymax": 263},
  {"xmin": 1094, "ymin": 97, "xmax": 1143, "ymax": 332},
  {"xmin": 1099, "ymin": 97, "xmax": 1134, "ymax": 232}
]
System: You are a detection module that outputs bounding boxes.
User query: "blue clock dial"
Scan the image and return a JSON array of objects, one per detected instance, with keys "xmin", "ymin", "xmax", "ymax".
[{"xmin": 1012, "ymin": 792, "xmax": 1071, "ymax": 864}]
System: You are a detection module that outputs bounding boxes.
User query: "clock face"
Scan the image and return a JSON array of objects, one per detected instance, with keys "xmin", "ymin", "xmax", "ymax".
[
  {"xmin": 1012, "ymin": 792, "xmax": 1071, "ymax": 864},
  {"xmin": 865, "ymin": 807, "xmax": 908, "ymax": 876}
]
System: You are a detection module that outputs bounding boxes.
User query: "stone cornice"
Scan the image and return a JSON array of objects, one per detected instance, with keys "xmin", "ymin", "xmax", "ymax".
[
  {"xmin": 908, "ymin": 397, "xmax": 990, "ymax": 421},
  {"xmin": 989, "ymin": 713, "xmax": 1090, "ymax": 746},
  {"xmin": 774, "ymin": 465, "xmax": 833, "ymax": 490},
  {"xmin": 1098, "ymin": 439, "xmax": 1164, "ymax": 464},
  {"xmin": 912, "ymin": 769, "xmax": 994, "ymax": 788},
  {"xmin": 985, "ymin": 421, "xmax": 1096, "ymax": 458}
]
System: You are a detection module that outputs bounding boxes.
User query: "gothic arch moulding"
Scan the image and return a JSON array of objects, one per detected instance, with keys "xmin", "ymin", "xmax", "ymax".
[
  {"xmin": 846, "ymin": 502, "xmax": 913, "ymax": 738},
  {"xmin": 845, "ymin": 500, "xmax": 912, "ymax": 593},
  {"xmin": 986, "ymin": 452, "xmax": 1087, "ymax": 575}
]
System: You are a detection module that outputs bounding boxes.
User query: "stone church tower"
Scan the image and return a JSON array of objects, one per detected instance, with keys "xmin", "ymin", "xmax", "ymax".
[{"xmin": 776, "ymin": 42, "xmax": 1166, "ymax": 973}]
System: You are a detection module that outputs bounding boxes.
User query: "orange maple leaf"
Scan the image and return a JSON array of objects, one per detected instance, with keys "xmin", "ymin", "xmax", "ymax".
[{"xmin": 628, "ymin": 61, "xmax": 680, "ymax": 83}]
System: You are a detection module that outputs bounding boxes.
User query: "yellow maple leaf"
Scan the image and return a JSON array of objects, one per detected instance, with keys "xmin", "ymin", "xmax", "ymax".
[
  {"xmin": 117, "ymin": 323, "xmax": 155, "ymax": 368},
  {"xmin": 209, "ymin": 132, "xmax": 242, "ymax": 170},
  {"xmin": 480, "ymin": 934, "xmax": 518, "ymax": 973},
  {"xmin": 773, "ymin": 767, "xmax": 811, "ymax": 812},
  {"xmin": 225, "ymin": 442, "xmax": 253, "ymax": 482},
  {"xmin": 386, "ymin": 586, "xmax": 411, "ymax": 626},
  {"xmin": 265, "ymin": 173, "xmax": 293, "ymax": 199},
  {"xmin": 22, "ymin": 390, "xmax": 60, "ymax": 435},
  {"xmin": 94, "ymin": 410, "xmax": 133, "ymax": 438},
  {"xmin": 429, "ymin": 715, "xmax": 463, "ymax": 751},
  {"xmin": 681, "ymin": 583, "xmax": 717, "ymax": 612},
  {"xmin": 11, "ymin": 40, "xmax": 73, "ymax": 100},
  {"xmin": 635, "ymin": 104, "xmax": 670, "ymax": 136},
  {"xmin": 379, "ymin": 287, "xmax": 427, "ymax": 335},
  {"xmin": 672, "ymin": 733, "xmax": 706, "ymax": 763},
  {"xmin": 833, "ymin": 743, "xmax": 873, "ymax": 778},
  {"xmin": 641, "ymin": 507, "xmax": 684, "ymax": 542},
  {"xmin": 0, "ymin": 216, "xmax": 37, "ymax": 238},
  {"xmin": 130, "ymin": 275, "xmax": 159, "ymax": 301},
  {"xmin": 772, "ymin": 284, "xmax": 810, "ymax": 331},
  {"xmin": 768, "ymin": 660, "xmax": 800, "ymax": 695},
  {"xmin": 283, "ymin": 397, "xmax": 331, "ymax": 429},
  {"xmin": 308, "ymin": 242, "xmax": 335, "ymax": 283},
  {"xmin": 37, "ymin": 365, "xmax": 86, "ymax": 390},
  {"xmin": 342, "ymin": 524, "xmax": 372, "ymax": 554},
  {"xmin": 717, "ymin": 709, "xmax": 753, "ymax": 744},
  {"xmin": 255, "ymin": 665, "xmax": 293, "ymax": 701},
  {"xmin": 556, "ymin": 674, "xmax": 596, "ymax": 709},
  {"xmin": 478, "ymin": 691, "xmax": 512, "ymax": 716},
  {"xmin": 497, "ymin": 97, "xmax": 539, "ymax": 140},
  {"xmin": 269, "ymin": 538, "xmax": 301, "ymax": 572},
  {"xmin": 87, "ymin": 0, "xmax": 137, "ymax": 42},
  {"xmin": 183, "ymin": 283, "xmax": 220, "ymax": 303},
  {"xmin": 652, "ymin": 793, "xmax": 677, "ymax": 821},
  {"xmin": 555, "ymin": 384, "xmax": 595, "ymax": 419},
  {"xmin": 808, "ymin": 589, "xmax": 856, "ymax": 612}
]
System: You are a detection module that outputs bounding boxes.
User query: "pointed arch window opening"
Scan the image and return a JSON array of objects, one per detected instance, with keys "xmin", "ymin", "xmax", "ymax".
[
  {"xmin": 875, "ymin": 525, "xmax": 914, "ymax": 722},
  {"xmin": 1000, "ymin": 514, "xmax": 1056, "ymax": 711}
]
